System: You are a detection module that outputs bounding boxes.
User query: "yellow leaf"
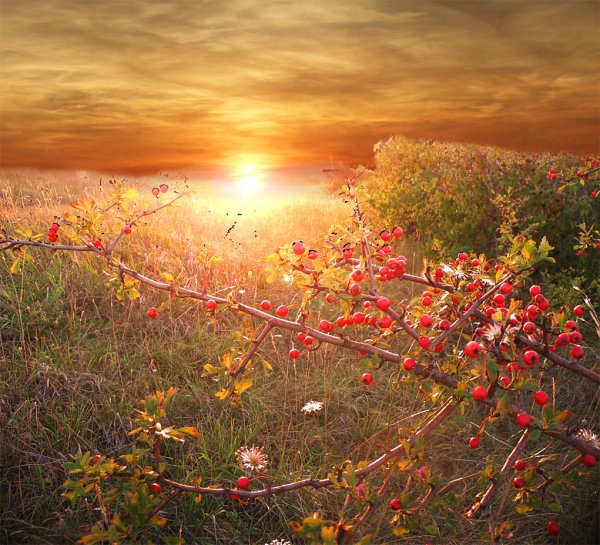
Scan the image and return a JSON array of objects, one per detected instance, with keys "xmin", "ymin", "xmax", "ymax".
[
  {"xmin": 392, "ymin": 525, "xmax": 411, "ymax": 536},
  {"xmin": 234, "ymin": 378, "xmax": 253, "ymax": 395},
  {"xmin": 215, "ymin": 389, "xmax": 230, "ymax": 400}
]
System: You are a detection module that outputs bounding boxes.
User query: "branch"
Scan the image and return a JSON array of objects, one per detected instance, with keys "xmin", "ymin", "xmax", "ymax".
[
  {"xmin": 467, "ymin": 428, "xmax": 531, "ymax": 518},
  {"xmin": 159, "ymin": 401, "xmax": 456, "ymax": 499}
]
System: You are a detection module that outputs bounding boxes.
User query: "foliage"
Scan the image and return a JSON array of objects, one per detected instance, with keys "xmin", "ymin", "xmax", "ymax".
[
  {"xmin": 1, "ymin": 172, "xmax": 598, "ymax": 545},
  {"xmin": 365, "ymin": 137, "xmax": 599, "ymax": 296}
]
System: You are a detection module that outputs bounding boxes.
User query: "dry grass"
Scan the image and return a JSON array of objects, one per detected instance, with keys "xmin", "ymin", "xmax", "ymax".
[{"xmin": 0, "ymin": 170, "xmax": 597, "ymax": 545}]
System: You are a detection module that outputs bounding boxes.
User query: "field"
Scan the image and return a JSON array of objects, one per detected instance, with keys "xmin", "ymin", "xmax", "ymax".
[{"xmin": 0, "ymin": 168, "xmax": 597, "ymax": 545}]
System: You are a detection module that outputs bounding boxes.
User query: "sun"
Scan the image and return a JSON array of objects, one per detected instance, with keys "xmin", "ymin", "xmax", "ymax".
[{"xmin": 237, "ymin": 164, "xmax": 261, "ymax": 195}]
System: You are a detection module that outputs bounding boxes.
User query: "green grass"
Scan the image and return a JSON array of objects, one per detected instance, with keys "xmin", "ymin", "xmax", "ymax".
[{"xmin": 0, "ymin": 172, "xmax": 598, "ymax": 545}]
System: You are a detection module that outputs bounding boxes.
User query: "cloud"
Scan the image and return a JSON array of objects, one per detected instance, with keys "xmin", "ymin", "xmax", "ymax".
[{"xmin": 1, "ymin": 0, "xmax": 598, "ymax": 174}]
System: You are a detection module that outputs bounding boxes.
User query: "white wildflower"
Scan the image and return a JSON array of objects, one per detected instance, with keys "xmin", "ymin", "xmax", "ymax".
[
  {"xmin": 482, "ymin": 322, "xmax": 503, "ymax": 342},
  {"xmin": 301, "ymin": 401, "xmax": 323, "ymax": 414},
  {"xmin": 235, "ymin": 445, "xmax": 269, "ymax": 474},
  {"xmin": 576, "ymin": 429, "xmax": 600, "ymax": 449},
  {"xmin": 265, "ymin": 540, "xmax": 291, "ymax": 545}
]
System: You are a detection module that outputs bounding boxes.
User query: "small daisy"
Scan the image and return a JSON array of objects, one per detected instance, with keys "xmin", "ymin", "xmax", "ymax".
[
  {"xmin": 265, "ymin": 540, "xmax": 291, "ymax": 545},
  {"xmin": 235, "ymin": 445, "xmax": 269, "ymax": 474},
  {"xmin": 482, "ymin": 322, "xmax": 503, "ymax": 342},
  {"xmin": 576, "ymin": 429, "xmax": 600, "ymax": 449},
  {"xmin": 301, "ymin": 401, "xmax": 323, "ymax": 414}
]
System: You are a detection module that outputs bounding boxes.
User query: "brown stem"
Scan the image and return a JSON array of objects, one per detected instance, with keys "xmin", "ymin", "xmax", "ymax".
[
  {"xmin": 159, "ymin": 402, "xmax": 456, "ymax": 499},
  {"xmin": 230, "ymin": 323, "xmax": 274, "ymax": 378},
  {"xmin": 467, "ymin": 428, "xmax": 531, "ymax": 518}
]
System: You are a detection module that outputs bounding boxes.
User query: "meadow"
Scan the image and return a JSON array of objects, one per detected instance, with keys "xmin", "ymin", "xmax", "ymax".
[{"xmin": 0, "ymin": 164, "xmax": 597, "ymax": 545}]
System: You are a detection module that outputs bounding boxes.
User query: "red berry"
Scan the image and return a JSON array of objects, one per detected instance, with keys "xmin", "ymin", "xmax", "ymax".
[
  {"xmin": 500, "ymin": 282, "xmax": 513, "ymax": 294},
  {"xmin": 439, "ymin": 319, "xmax": 450, "ymax": 330},
  {"xmin": 361, "ymin": 372, "xmax": 373, "ymax": 385},
  {"xmin": 325, "ymin": 293, "xmax": 334, "ymax": 304},
  {"xmin": 570, "ymin": 345, "xmax": 584, "ymax": 359},
  {"xmin": 533, "ymin": 390, "xmax": 549, "ymax": 405},
  {"xmin": 289, "ymin": 349, "xmax": 299, "ymax": 359},
  {"xmin": 472, "ymin": 385, "xmax": 488, "ymax": 402},
  {"xmin": 419, "ymin": 336, "xmax": 431, "ymax": 349},
  {"xmin": 513, "ymin": 476, "xmax": 525, "ymax": 489},
  {"xmin": 577, "ymin": 169, "xmax": 583, "ymax": 177},
  {"xmin": 529, "ymin": 285, "xmax": 541, "ymax": 296},
  {"xmin": 303, "ymin": 336, "xmax": 314, "ymax": 346},
  {"xmin": 237, "ymin": 476, "xmax": 251, "ymax": 489},
  {"xmin": 122, "ymin": 224, "xmax": 132, "ymax": 234},
  {"xmin": 48, "ymin": 232, "xmax": 58, "ymax": 242},
  {"xmin": 352, "ymin": 269, "xmax": 364, "ymax": 281},
  {"xmin": 419, "ymin": 314, "xmax": 433, "ymax": 328},
  {"xmin": 570, "ymin": 331, "xmax": 582, "ymax": 344},
  {"xmin": 422, "ymin": 296, "xmax": 432, "ymax": 307},
  {"xmin": 469, "ymin": 436, "xmax": 480, "ymax": 449},
  {"xmin": 159, "ymin": 183, "xmax": 168, "ymax": 193},
  {"xmin": 513, "ymin": 459, "xmax": 526, "ymax": 471},
  {"xmin": 379, "ymin": 315, "xmax": 393, "ymax": 329},
  {"xmin": 307, "ymin": 249, "xmax": 318, "ymax": 260},
  {"xmin": 523, "ymin": 321, "xmax": 536, "ymax": 334},
  {"xmin": 556, "ymin": 332, "xmax": 570, "ymax": 347},
  {"xmin": 349, "ymin": 283, "xmax": 362, "ymax": 296},
  {"xmin": 147, "ymin": 307, "xmax": 158, "ymax": 319},
  {"xmin": 376, "ymin": 297, "xmax": 391, "ymax": 311},
  {"xmin": 500, "ymin": 376, "xmax": 511, "ymax": 387},
  {"xmin": 565, "ymin": 320, "xmax": 578, "ymax": 330},
  {"xmin": 547, "ymin": 521, "xmax": 560, "ymax": 535},
  {"xmin": 152, "ymin": 187, "xmax": 160, "ymax": 197},
  {"xmin": 523, "ymin": 350, "xmax": 540, "ymax": 366},
  {"xmin": 50, "ymin": 222, "xmax": 60, "ymax": 232},
  {"xmin": 516, "ymin": 413, "xmax": 530, "ymax": 427},
  {"xmin": 352, "ymin": 312, "xmax": 365, "ymax": 324},
  {"xmin": 292, "ymin": 241, "xmax": 305, "ymax": 255},
  {"xmin": 380, "ymin": 230, "xmax": 391, "ymax": 242},
  {"xmin": 206, "ymin": 299, "xmax": 217, "ymax": 310},
  {"xmin": 389, "ymin": 498, "xmax": 402, "ymax": 511},
  {"xmin": 582, "ymin": 454, "xmax": 596, "ymax": 467},
  {"xmin": 149, "ymin": 483, "xmax": 162, "ymax": 494},
  {"xmin": 319, "ymin": 320, "xmax": 333, "ymax": 332},
  {"xmin": 91, "ymin": 454, "xmax": 102, "ymax": 465},
  {"xmin": 260, "ymin": 300, "xmax": 271, "ymax": 311},
  {"xmin": 403, "ymin": 357, "xmax": 416, "ymax": 371},
  {"xmin": 493, "ymin": 293, "xmax": 505, "ymax": 307},
  {"xmin": 276, "ymin": 305, "xmax": 289, "ymax": 317},
  {"xmin": 465, "ymin": 341, "xmax": 482, "ymax": 358},
  {"xmin": 573, "ymin": 305, "xmax": 585, "ymax": 317}
]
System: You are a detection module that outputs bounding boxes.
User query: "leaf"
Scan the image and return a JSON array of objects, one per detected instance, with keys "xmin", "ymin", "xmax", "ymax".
[
  {"xmin": 9, "ymin": 258, "xmax": 22, "ymax": 275},
  {"xmin": 548, "ymin": 502, "xmax": 561, "ymax": 513},
  {"xmin": 392, "ymin": 526, "xmax": 411, "ymax": 536},
  {"xmin": 553, "ymin": 410, "xmax": 574, "ymax": 424},
  {"xmin": 176, "ymin": 426, "xmax": 200, "ymax": 438},
  {"xmin": 215, "ymin": 388, "xmax": 230, "ymax": 400},
  {"xmin": 424, "ymin": 524, "xmax": 438, "ymax": 535},
  {"xmin": 234, "ymin": 378, "xmax": 253, "ymax": 395},
  {"xmin": 515, "ymin": 503, "xmax": 534, "ymax": 514}
]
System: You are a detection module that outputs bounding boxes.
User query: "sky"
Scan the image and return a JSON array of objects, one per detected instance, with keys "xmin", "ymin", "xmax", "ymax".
[{"xmin": 1, "ymin": 0, "xmax": 598, "ymax": 176}]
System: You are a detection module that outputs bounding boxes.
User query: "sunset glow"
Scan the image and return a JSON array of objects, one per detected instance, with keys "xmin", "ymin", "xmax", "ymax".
[{"xmin": 0, "ymin": 1, "xmax": 598, "ymax": 176}]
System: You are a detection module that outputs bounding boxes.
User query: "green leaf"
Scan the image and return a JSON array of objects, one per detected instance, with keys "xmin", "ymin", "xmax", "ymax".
[
  {"xmin": 424, "ymin": 524, "xmax": 438, "ymax": 535},
  {"xmin": 548, "ymin": 502, "xmax": 561, "ymax": 513}
]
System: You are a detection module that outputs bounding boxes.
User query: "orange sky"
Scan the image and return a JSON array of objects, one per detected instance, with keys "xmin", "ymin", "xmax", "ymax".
[{"xmin": 1, "ymin": 0, "xmax": 598, "ymax": 175}]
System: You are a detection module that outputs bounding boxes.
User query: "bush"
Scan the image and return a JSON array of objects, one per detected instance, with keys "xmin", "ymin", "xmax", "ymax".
[{"xmin": 365, "ymin": 137, "xmax": 599, "ymax": 296}]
